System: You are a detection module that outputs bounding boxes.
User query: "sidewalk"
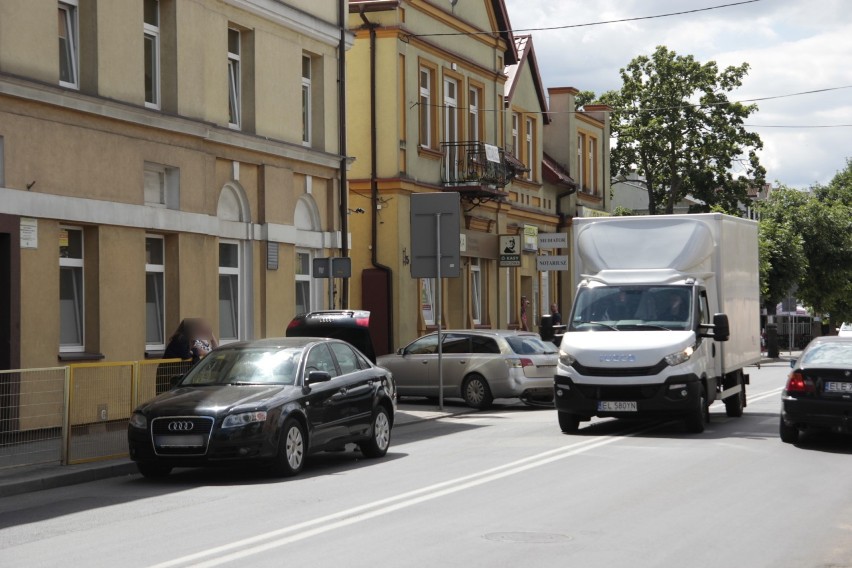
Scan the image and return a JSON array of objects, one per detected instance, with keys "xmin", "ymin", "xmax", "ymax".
[{"xmin": 0, "ymin": 402, "xmax": 475, "ymax": 499}]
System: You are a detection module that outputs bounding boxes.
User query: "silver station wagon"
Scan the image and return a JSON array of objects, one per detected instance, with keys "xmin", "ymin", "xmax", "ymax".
[{"xmin": 378, "ymin": 330, "xmax": 558, "ymax": 408}]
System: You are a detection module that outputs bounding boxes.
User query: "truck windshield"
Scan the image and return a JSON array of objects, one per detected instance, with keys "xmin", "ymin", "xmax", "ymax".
[{"xmin": 569, "ymin": 285, "xmax": 692, "ymax": 332}]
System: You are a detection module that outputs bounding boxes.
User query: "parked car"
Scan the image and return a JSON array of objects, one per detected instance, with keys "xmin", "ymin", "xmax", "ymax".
[
  {"xmin": 780, "ymin": 336, "xmax": 852, "ymax": 444},
  {"xmin": 286, "ymin": 310, "xmax": 377, "ymax": 362},
  {"xmin": 378, "ymin": 330, "xmax": 558, "ymax": 408},
  {"xmin": 837, "ymin": 322, "xmax": 852, "ymax": 337},
  {"xmin": 128, "ymin": 337, "xmax": 395, "ymax": 478}
]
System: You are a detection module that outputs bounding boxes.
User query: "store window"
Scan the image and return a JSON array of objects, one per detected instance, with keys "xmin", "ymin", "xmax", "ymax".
[{"xmin": 59, "ymin": 227, "xmax": 84, "ymax": 350}]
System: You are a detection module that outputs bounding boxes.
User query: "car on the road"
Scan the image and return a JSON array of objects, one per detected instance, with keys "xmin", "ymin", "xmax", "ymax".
[
  {"xmin": 837, "ymin": 322, "xmax": 852, "ymax": 337},
  {"xmin": 780, "ymin": 336, "xmax": 852, "ymax": 444},
  {"xmin": 377, "ymin": 330, "xmax": 558, "ymax": 408},
  {"xmin": 128, "ymin": 337, "xmax": 395, "ymax": 478}
]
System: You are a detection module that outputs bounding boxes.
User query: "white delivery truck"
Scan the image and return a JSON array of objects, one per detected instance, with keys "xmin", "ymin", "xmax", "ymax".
[{"xmin": 554, "ymin": 213, "xmax": 760, "ymax": 433}]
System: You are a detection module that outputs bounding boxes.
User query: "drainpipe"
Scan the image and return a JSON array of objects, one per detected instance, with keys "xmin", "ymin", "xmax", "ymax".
[
  {"xmin": 338, "ymin": 0, "xmax": 349, "ymax": 308},
  {"xmin": 360, "ymin": 9, "xmax": 394, "ymax": 353}
]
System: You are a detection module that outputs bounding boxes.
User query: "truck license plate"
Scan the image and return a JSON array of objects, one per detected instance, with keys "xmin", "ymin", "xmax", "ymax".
[{"xmin": 597, "ymin": 401, "xmax": 637, "ymax": 412}]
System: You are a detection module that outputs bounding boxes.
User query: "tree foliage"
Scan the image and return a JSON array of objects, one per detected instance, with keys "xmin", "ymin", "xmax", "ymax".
[
  {"xmin": 758, "ymin": 160, "xmax": 852, "ymax": 322},
  {"xmin": 574, "ymin": 90, "xmax": 597, "ymax": 110},
  {"xmin": 601, "ymin": 46, "xmax": 765, "ymax": 215}
]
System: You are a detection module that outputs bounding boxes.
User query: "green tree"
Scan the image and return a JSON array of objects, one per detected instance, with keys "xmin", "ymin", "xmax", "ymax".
[
  {"xmin": 574, "ymin": 90, "xmax": 597, "ymax": 110},
  {"xmin": 601, "ymin": 46, "xmax": 765, "ymax": 215}
]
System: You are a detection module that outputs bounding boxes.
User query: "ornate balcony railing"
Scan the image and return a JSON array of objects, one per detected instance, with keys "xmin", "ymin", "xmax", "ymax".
[{"xmin": 440, "ymin": 141, "xmax": 520, "ymax": 190}]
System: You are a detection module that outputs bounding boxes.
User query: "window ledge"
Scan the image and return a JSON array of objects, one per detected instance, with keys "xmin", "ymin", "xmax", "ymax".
[
  {"xmin": 145, "ymin": 350, "xmax": 165, "ymax": 359},
  {"xmin": 58, "ymin": 352, "xmax": 105, "ymax": 362},
  {"xmin": 418, "ymin": 146, "xmax": 443, "ymax": 161}
]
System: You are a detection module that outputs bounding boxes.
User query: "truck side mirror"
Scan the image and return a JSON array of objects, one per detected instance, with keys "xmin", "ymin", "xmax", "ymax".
[{"xmin": 713, "ymin": 313, "xmax": 730, "ymax": 342}]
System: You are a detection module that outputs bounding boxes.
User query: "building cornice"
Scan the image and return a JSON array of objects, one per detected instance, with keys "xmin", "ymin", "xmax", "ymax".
[{"xmin": 223, "ymin": 0, "xmax": 353, "ymax": 48}]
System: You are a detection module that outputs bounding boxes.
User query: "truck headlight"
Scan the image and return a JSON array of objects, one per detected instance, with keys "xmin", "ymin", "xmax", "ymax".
[
  {"xmin": 222, "ymin": 411, "xmax": 268, "ymax": 428},
  {"xmin": 559, "ymin": 350, "xmax": 576, "ymax": 366},
  {"xmin": 665, "ymin": 346, "xmax": 694, "ymax": 367}
]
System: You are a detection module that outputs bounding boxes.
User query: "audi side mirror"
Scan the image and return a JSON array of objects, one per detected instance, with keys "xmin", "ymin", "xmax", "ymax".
[{"xmin": 305, "ymin": 370, "xmax": 332, "ymax": 386}]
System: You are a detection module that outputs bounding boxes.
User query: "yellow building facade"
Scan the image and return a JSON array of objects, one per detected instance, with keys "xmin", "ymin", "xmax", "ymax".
[
  {"xmin": 0, "ymin": 0, "xmax": 351, "ymax": 369},
  {"xmin": 347, "ymin": 0, "xmax": 568, "ymax": 353}
]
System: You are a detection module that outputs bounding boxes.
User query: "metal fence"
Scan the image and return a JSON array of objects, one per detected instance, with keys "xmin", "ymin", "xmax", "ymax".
[{"xmin": 0, "ymin": 359, "xmax": 192, "ymax": 470}]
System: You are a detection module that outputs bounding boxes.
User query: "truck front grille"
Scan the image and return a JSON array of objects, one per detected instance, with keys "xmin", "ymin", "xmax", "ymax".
[{"xmin": 572, "ymin": 360, "xmax": 667, "ymax": 377}]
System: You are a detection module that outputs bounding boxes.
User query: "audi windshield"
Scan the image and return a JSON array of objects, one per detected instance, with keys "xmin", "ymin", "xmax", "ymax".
[
  {"xmin": 569, "ymin": 285, "xmax": 693, "ymax": 332},
  {"xmin": 179, "ymin": 347, "xmax": 302, "ymax": 386}
]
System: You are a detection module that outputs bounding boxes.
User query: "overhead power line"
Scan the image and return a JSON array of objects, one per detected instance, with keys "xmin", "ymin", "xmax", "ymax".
[{"xmin": 409, "ymin": 0, "xmax": 762, "ymax": 38}]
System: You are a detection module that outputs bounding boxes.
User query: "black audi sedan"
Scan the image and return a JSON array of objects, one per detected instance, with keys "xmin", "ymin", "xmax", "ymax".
[
  {"xmin": 780, "ymin": 336, "xmax": 852, "ymax": 444},
  {"xmin": 128, "ymin": 337, "xmax": 395, "ymax": 478}
]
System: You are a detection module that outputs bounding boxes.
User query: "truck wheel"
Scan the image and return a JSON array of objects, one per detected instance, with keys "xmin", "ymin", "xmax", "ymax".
[
  {"xmin": 724, "ymin": 372, "xmax": 745, "ymax": 418},
  {"xmin": 779, "ymin": 417, "xmax": 800, "ymax": 444},
  {"xmin": 462, "ymin": 374, "xmax": 493, "ymax": 409},
  {"xmin": 558, "ymin": 411, "xmax": 580, "ymax": 434},
  {"xmin": 684, "ymin": 392, "xmax": 707, "ymax": 434}
]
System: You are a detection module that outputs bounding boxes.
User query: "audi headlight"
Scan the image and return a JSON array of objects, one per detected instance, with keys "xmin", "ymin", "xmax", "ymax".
[
  {"xmin": 129, "ymin": 412, "xmax": 147, "ymax": 429},
  {"xmin": 559, "ymin": 349, "xmax": 576, "ymax": 367},
  {"xmin": 665, "ymin": 346, "xmax": 695, "ymax": 367},
  {"xmin": 222, "ymin": 411, "xmax": 268, "ymax": 428}
]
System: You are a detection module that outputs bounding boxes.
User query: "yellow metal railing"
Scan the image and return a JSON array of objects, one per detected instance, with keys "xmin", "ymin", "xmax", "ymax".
[{"xmin": 0, "ymin": 359, "xmax": 192, "ymax": 469}]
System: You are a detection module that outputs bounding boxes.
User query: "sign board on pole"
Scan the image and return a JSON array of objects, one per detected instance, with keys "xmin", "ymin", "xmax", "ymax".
[
  {"xmin": 522, "ymin": 225, "xmax": 538, "ymax": 251},
  {"xmin": 536, "ymin": 255, "xmax": 569, "ymax": 271},
  {"xmin": 499, "ymin": 235, "xmax": 521, "ymax": 267},
  {"xmin": 410, "ymin": 192, "xmax": 461, "ymax": 278},
  {"xmin": 537, "ymin": 232, "xmax": 568, "ymax": 250},
  {"xmin": 312, "ymin": 257, "xmax": 352, "ymax": 278}
]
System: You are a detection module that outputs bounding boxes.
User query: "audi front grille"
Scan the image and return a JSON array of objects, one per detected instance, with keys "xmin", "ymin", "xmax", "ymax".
[{"xmin": 150, "ymin": 416, "xmax": 215, "ymax": 456}]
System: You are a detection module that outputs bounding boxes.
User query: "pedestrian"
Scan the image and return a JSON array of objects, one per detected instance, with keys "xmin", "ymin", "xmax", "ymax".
[
  {"xmin": 163, "ymin": 318, "xmax": 217, "ymax": 363},
  {"xmin": 520, "ymin": 296, "xmax": 530, "ymax": 331},
  {"xmin": 550, "ymin": 303, "xmax": 562, "ymax": 326}
]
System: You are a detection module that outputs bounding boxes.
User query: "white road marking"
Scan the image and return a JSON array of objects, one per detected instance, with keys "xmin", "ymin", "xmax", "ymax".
[{"xmin": 150, "ymin": 423, "xmax": 661, "ymax": 568}]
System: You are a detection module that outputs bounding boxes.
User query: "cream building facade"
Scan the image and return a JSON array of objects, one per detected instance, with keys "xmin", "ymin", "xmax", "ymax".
[{"xmin": 0, "ymin": 0, "xmax": 351, "ymax": 369}]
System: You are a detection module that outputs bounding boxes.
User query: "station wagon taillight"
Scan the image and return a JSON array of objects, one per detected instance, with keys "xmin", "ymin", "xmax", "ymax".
[
  {"xmin": 508, "ymin": 358, "xmax": 535, "ymax": 368},
  {"xmin": 785, "ymin": 371, "xmax": 815, "ymax": 394}
]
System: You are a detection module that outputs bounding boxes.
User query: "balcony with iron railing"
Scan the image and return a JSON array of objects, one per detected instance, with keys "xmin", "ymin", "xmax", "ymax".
[{"xmin": 440, "ymin": 141, "xmax": 526, "ymax": 202}]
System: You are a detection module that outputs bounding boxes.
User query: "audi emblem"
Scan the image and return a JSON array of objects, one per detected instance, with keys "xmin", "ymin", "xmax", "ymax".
[{"xmin": 168, "ymin": 421, "xmax": 195, "ymax": 432}]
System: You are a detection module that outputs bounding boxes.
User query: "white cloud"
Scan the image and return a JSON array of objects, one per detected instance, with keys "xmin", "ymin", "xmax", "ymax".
[{"xmin": 504, "ymin": 0, "xmax": 852, "ymax": 187}]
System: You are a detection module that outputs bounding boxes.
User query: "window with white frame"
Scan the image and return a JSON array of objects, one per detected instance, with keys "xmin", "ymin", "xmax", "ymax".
[
  {"xmin": 470, "ymin": 259, "xmax": 482, "ymax": 325},
  {"xmin": 589, "ymin": 137, "xmax": 597, "ymax": 194},
  {"xmin": 525, "ymin": 117, "xmax": 534, "ymax": 179},
  {"xmin": 295, "ymin": 251, "xmax": 312, "ymax": 315},
  {"xmin": 468, "ymin": 87, "xmax": 480, "ymax": 143},
  {"xmin": 577, "ymin": 133, "xmax": 585, "ymax": 191},
  {"xmin": 0, "ymin": 136, "xmax": 5, "ymax": 187},
  {"xmin": 219, "ymin": 241, "xmax": 240, "ymax": 340},
  {"xmin": 443, "ymin": 77, "xmax": 458, "ymax": 144},
  {"xmin": 59, "ymin": 227, "xmax": 84, "ymax": 350},
  {"xmin": 58, "ymin": 1, "xmax": 79, "ymax": 89},
  {"xmin": 419, "ymin": 66, "xmax": 432, "ymax": 147},
  {"xmin": 302, "ymin": 54, "xmax": 312, "ymax": 145},
  {"xmin": 144, "ymin": 162, "xmax": 179, "ymax": 208},
  {"xmin": 145, "ymin": 236, "xmax": 165, "ymax": 349},
  {"xmin": 420, "ymin": 278, "xmax": 436, "ymax": 326},
  {"xmin": 143, "ymin": 0, "xmax": 160, "ymax": 109},
  {"xmin": 227, "ymin": 28, "xmax": 241, "ymax": 129}
]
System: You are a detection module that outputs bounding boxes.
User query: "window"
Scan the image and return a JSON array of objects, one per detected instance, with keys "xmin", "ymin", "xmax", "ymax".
[
  {"xmin": 58, "ymin": 1, "xmax": 79, "ymax": 89},
  {"xmin": 420, "ymin": 278, "xmax": 436, "ymax": 326},
  {"xmin": 406, "ymin": 334, "xmax": 439, "ymax": 355},
  {"xmin": 511, "ymin": 113, "xmax": 519, "ymax": 158},
  {"xmin": 468, "ymin": 87, "xmax": 480, "ymax": 143},
  {"xmin": 145, "ymin": 236, "xmax": 165, "ymax": 349},
  {"xmin": 330, "ymin": 342, "xmax": 361, "ymax": 375},
  {"xmin": 227, "ymin": 28, "xmax": 241, "ymax": 129},
  {"xmin": 0, "ymin": 136, "xmax": 5, "ymax": 187},
  {"xmin": 219, "ymin": 241, "xmax": 240, "ymax": 340},
  {"xmin": 470, "ymin": 258, "xmax": 482, "ymax": 325},
  {"xmin": 302, "ymin": 54, "xmax": 311, "ymax": 145},
  {"xmin": 577, "ymin": 133, "xmax": 585, "ymax": 191},
  {"xmin": 59, "ymin": 227, "xmax": 84, "ymax": 351},
  {"xmin": 295, "ymin": 251, "xmax": 312, "ymax": 315},
  {"xmin": 144, "ymin": 0, "xmax": 160, "ymax": 108},
  {"xmin": 442, "ymin": 333, "xmax": 470, "ymax": 354},
  {"xmin": 525, "ymin": 117, "xmax": 534, "ymax": 180},
  {"xmin": 589, "ymin": 136, "xmax": 597, "ymax": 194},
  {"xmin": 305, "ymin": 343, "xmax": 337, "ymax": 377},
  {"xmin": 419, "ymin": 65, "xmax": 434, "ymax": 148},
  {"xmin": 144, "ymin": 162, "xmax": 179, "ymax": 208},
  {"xmin": 443, "ymin": 77, "xmax": 458, "ymax": 144}
]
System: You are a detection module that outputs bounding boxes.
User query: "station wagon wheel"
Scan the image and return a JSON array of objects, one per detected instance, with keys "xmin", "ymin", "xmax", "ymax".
[
  {"xmin": 137, "ymin": 462, "xmax": 173, "ymax": 478},
  {"xmin": 360, "ymin": 405, "xmax": 392, "ymax": 458},
  {"xmin": 462, "ymin": 374, "xmax": 493, "ymax": 409},
  {"xmin": 272, "ymin": 418, "xmax": 306, "ymax": 476}
]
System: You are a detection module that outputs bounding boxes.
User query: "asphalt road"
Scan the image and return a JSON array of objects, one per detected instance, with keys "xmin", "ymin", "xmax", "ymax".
[{"xmin": 2, "ymin": 360, "xmax": 852, "ymax": 568}]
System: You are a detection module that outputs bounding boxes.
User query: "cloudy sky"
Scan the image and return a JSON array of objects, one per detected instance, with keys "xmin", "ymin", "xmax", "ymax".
[{"xmin": 502, "ymin": 0, "xmax": 852, "ymax": 188}]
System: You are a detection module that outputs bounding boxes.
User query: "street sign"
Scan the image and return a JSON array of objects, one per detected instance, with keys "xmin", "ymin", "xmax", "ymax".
[
  {"xmin": 537, "ymin": 255, "xmax": 569, "ymax": 271},
  {"xmin": 410, "ymin": 192, "xmax": 461, "ymax": 278},
  {"xmin": 499, "ymin": 235, "xmax": 521, "ymax": 267},
  {"xmin": 538, "ymin": 232, "xmax": 568, "ymax": 249},
  {"xmin": 312, "ymin": 257, "xmax": 352, "ymax": 278}
]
